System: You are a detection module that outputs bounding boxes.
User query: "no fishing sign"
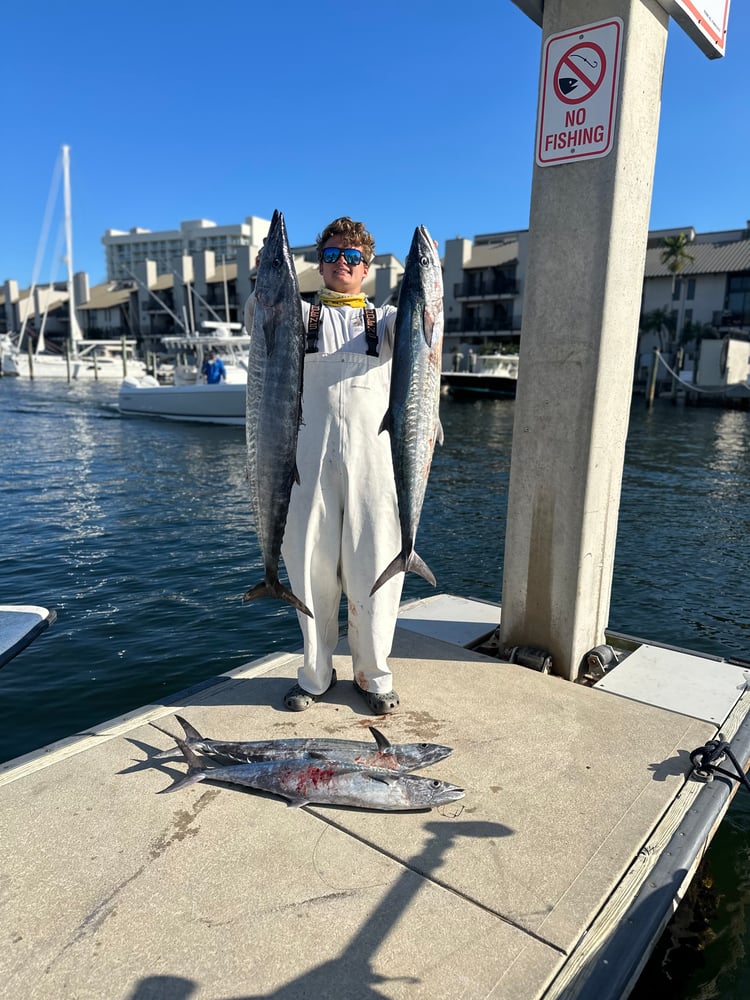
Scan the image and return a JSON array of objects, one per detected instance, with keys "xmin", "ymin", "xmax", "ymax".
[{"xmin": 536, "ymin": 18, "xmax": 623, "ymax": 167}]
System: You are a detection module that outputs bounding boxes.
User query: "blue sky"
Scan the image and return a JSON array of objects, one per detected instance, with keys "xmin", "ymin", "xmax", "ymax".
[{"xmin": 2, "ymin": 1, "xmax": 747, "ymax": 290}]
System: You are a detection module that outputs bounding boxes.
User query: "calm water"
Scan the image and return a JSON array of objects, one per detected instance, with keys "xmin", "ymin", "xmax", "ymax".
[{"xmin": 1, "ymin": 377, "xmax": 749, "ymax": 996}]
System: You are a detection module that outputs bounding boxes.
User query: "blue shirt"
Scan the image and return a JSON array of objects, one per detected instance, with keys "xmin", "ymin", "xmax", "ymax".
[{"xmin": 202, "ymin": 357, "xmax": 226, "ymax": 384}]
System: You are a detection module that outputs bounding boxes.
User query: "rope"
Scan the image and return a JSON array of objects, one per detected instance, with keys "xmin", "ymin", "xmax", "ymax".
[
  {"xmin": 690, "ymin": 738, "xmax": 750, "ymax": 793},
  {"xmin": 654, "ymin": 352, "xmax": 732, "ymax": 395}
]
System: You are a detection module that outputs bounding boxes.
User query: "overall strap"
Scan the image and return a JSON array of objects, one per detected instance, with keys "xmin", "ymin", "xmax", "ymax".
[
  {"xmin": 306, "ymin": 304, "xmax": 321, "ymax": 354},
  {"xmin": 364, "ymin": 308, "xmax": 379, "ymax": 357}
]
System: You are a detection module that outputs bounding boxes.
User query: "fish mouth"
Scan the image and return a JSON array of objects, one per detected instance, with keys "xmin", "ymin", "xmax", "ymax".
[{"xmin": 439, "ymin": 787, "xmax": 465, "ymax": 803}]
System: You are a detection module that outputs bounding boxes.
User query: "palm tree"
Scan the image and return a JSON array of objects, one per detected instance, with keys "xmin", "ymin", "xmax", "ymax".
[
  {"xmin": 640, "ymin": 307, "xmax": 675, "ymax": 354},
  {"xmin": 660, "ymin": 232, "xmax": 695, "ymax": 300}
]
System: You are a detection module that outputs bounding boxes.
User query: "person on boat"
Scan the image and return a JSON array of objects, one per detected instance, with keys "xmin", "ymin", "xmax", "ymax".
[
  {"xmin": 246, "ymin": 217, "xmax": 402, "ymax": 715},
  {"xmin": 201, "ymin": 349, "xmax": 226, "ymax": 385}
]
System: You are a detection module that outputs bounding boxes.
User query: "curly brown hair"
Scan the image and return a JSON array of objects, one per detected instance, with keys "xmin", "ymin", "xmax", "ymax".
[{"xmin": 316, "ymin": 217, "xmax": 375, "ymax": 265}]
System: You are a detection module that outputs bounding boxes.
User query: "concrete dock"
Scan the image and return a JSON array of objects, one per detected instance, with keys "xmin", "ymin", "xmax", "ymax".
[{"xmin": 2, "ymin": 595, "xmax": 748, "ymax": 999}]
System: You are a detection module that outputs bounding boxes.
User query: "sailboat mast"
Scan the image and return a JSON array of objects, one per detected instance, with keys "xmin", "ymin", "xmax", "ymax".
[{"xmin": 62, "ymin": 145, "xmax": 81, "ymax": 351}]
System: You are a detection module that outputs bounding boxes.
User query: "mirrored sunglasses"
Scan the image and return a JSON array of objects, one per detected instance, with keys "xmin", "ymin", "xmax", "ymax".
[{"xmin": 321, "ymin": 247, "xmax": 365, "ymax": 266}]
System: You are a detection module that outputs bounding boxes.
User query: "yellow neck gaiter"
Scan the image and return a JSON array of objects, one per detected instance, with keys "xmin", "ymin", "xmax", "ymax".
[{"xmin": 318, "ymin": 288, "xmax": 368, "ymax": 309}]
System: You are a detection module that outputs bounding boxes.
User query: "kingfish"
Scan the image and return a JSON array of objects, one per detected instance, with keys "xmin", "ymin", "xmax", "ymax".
[
  {"xmin": 150, "ymin": 715, "xmax": 454, "ymax": 772},
  {"xmin": 372, "ymin": 225, "xmax": 444, "ymax": 595},
  {"xmin": 243, "ymin": 209, "xmax": 311, "ymax": 617},
  {"xmin": 160, "ymin": 734, "xmax": 464, "ymax": 810}
]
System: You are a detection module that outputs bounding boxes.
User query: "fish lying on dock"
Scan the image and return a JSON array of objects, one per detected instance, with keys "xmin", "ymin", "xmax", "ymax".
[
  {"xmin": 161, "ymin": 734, "xmax": 465, "ymax": 810},
  {"xmin": 371, "ymin": 224, "xmax": 444, "ymax": 595},
  {"xmin": 150, "ymin": 715, "xmax": 453, "ymax": 772},
  {"xmin": 243, "ymin": 209, "xmax": 311, "ymax": 617}
]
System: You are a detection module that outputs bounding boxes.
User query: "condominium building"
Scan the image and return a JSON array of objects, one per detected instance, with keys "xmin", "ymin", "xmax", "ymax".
[
  {"xmin": 102, "ymin": 216, "xmax": 272, "ymax": 280},
  {"xmin": 4, "ymin": 218, "xmax": 748, "ymax": 373}
]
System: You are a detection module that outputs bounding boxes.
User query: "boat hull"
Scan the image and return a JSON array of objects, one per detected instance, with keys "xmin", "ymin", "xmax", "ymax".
[
  {"xmin": 2, "ymin": 353, "xmax": 147, "ymax": 380},
  {"xmin": 118, "ymin": 380, "xmax": 246, "ymax": 425},
  {"xmin": 441, "ymin": 371, "xmax": 517, "ymax": 398}
]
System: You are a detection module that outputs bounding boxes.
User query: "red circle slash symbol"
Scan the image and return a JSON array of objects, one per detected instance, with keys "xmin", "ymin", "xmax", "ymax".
[{"xmin": 553, "ymin": 42, "xmax": 606, "ymax": 106}]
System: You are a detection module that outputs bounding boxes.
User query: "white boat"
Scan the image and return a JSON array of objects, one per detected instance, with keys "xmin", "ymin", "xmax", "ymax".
[
  {"xmin": 441, "ymin": 351, "xmax": 519, "ymax": 398},
  {"xmin": 2, "ymin": 338, "xmax": 147, "ymax": 380},
  {"xmin": 0, "ymin": 605, "xmax": 56, "ymax": 670},
  {"xmin": 118, "ymin": 331, "xmax": 249, "ymax": 425},
  {"xmin": 1, "ymin": 146, "xmax": 147, "ymax": 381}
]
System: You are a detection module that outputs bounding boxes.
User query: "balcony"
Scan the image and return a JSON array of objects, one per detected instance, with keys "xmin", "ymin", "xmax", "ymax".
[
  {"xmin": 445, "ymin": 317, "xmax": 519, "ymax": 335},
  {"xmin": 454, "ymin": 278, "xmax": 518, "ymax": 300}
]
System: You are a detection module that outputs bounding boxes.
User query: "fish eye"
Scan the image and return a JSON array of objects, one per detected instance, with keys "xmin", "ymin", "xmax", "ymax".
[
  {"xmin": 272, "ymin": 256, "xmax": 282, "ymax": 268},
  {"xmin": 420, "ymin": 254, "xmax": 429, "ymax": 265},
  {"xmin": 430, "ymin": 779, "xmax": 441, "ymax": 788}
]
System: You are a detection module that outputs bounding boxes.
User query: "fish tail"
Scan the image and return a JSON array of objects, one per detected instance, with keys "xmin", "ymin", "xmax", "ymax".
[
  {"xmin": 371, "ymin": 549, "xmax": 436, "ymax": 596},
  {"xmin": 158, "ymin": 770, "xmax": 206, "ymax": 793},
  {"xmin": 149, "ymin": 720, "xmax": 181, "ymax": 758},
  {"xmin": 370, "ymin": 553, "xmax": 406, "ymax": 595},
  {"xmin": 174, "ymin": 715, "xmax": 203, "ymax": 742},
  {"xmin": 158, "ymin": 733, "xmax": 209, "ymax": 794},
  {"xmin": 242, "ymin": 578, "xmax": 313, "ymax": 618},
  {"xmin": 406, "ymin": 550, "xmax": 436, "ymax": 587},
  {"xmin": 149, "ymin": 719, "xmax": 177, "ymax": 740}
]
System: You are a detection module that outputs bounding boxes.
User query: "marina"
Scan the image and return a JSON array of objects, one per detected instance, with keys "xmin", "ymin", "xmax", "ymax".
[
  {"xmin": 1, "ymin": 379, "xmax": 749, "ymax": 996},
  {"xmin": 1, "ymin": 3, "xmax": 748, "ymax": 997}
]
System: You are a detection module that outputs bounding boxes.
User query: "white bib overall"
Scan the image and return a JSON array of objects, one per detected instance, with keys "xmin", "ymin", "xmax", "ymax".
[{"xmin": 281, "ymin": 306, "xmax": 404, "ymax": 696}]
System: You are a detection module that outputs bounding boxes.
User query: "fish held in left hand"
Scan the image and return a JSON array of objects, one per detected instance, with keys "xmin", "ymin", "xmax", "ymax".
[
  {"xmin": 372, "ymin": 225, "xmax": 444, "ymax": 596},
  {"xmin": 243, "ymin": 209, "xmax": 311, "ymax": 617}
]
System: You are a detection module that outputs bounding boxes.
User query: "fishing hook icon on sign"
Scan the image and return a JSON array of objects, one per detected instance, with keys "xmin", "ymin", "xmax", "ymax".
[{"xmin": 559, "ymin": 53, "xmax": 600, "ymax": 96}]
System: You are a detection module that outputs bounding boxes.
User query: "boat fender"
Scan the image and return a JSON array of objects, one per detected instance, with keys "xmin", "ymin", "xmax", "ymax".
[
  {"xmin": 504, "ymin": 645, "xmax": 552, "ymax": 673},
  {"xmin": 583, "ymin": 644, "xmax": 620, "ymax": 681}
]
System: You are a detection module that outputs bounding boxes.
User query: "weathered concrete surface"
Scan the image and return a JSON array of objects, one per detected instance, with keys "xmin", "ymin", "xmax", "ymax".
[{"xmin": 0, "ymin": 621, "xmax": 714, "ymax": 999}]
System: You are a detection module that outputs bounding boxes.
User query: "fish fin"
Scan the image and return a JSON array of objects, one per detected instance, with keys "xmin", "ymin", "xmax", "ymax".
[
  {"xmin": 157, "ymin": 733, "xmax": 210, "ymax": 793},
  {"xmin": 173, "ymin": 734, "xmax": 209, "ymax": 771},
  {"xmin": 149, "ymin": 720, "xmax": 178, "ymax": 740},
  {"xmin": 436, "ymin": 420, "xmax": 444, "ymax": 446},
  {"xmin": 285, "ymin": 797, "xmax": 309, "ymax": 808},
  {"xmin": 242, "ymin": 579, "xmax": 313, "ymax": 618},
  {"xmin": 174, "ymin": 715, "xmax": 203, "ymax": 742},
  {"xmin": 278, "ymin": 584, "xmax": 313, "ymax": 619},
  {"xmin": 406, "ymin": 550, "xmax": 436, "ymax": 587},
  {"xmin": 293, "ymin": 463, "xmax": 301, "ymax": 486},
  {"xmin": 365, "ymin": 772, "xmax": 399, "ymax": 786},
  {"xmin": 378, "ymin": 411, "xmax": 391, "ymax": 435},
  {"xmin": 369, "ymin": 726, "xmax": 392, "ymax": 751},
  {"xmin": 371, "ymin": 548, "xmax": 436, "ymax": 595},
  {"xmin": 149, "ymin": 720, "xmax": 184, "ymax": 757},
  {"xmin": 158, "ymin": 771, "xmax": 206, "ymax": 793},
  {"xmin": 307, "ymin": 750, "xmax": 329, "ymax": 760},
  {"xmin": 370, "ymin": 552, "xmax": 407, "ymax": 596}
]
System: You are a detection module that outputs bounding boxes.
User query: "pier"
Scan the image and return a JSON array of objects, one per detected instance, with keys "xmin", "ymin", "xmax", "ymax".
[{"xmin": 2, "ymin": 594, "xmax": 749, "ymax": 999}]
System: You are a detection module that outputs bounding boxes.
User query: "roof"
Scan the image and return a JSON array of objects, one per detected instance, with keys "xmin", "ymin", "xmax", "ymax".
[
  {"xmin": 464, "ymin": 241, "xmax": 519, "ymax": 270},
  {"xmin": 78, "ymin": 282, "xmax": 134, "ymax": 311},
  {"xmin": 644, "ymin": 236, "xmax": 750, "ymax": 278},
  {"xmin": 297, "ymin": 265, "xmax": 323, "ymax": 295}
]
